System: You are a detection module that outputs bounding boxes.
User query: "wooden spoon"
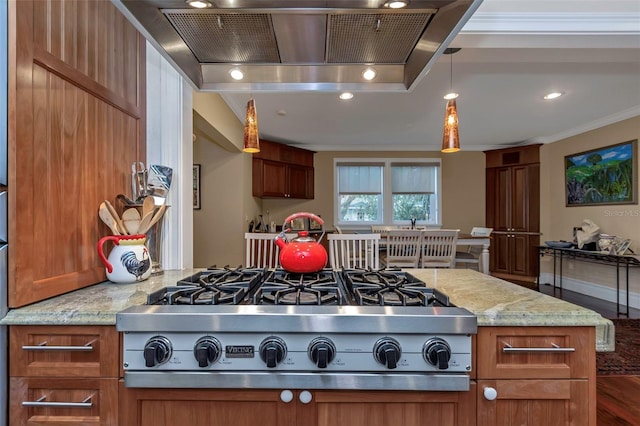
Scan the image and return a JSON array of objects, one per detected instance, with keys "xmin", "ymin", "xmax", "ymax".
[
  {"xmin": 142, "ymin": 196, "xmax": 155, "ymax": 218},
  {"xmin": 136, "ymin": 209, "xmax": 156, "ymax": 235},
  {"xmin": 98, "ymin": 202, "xmax": 121, "ymax": 235},
  {"xmin": 139, "ymin": 204, "xmax": 166, "ymax": 234},
  {"xmin": 104, "ymin": 200, "xmax": 128, "ymax": 235},
  {"xmin": 122, "ymin": 208, "xmax": 141, "ymax": 234}
]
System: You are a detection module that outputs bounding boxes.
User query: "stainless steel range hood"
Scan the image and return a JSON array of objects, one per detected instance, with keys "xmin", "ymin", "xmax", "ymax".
[{"xmin": 112, "ymin": 0, "xmax": 483, "ymax": 92}]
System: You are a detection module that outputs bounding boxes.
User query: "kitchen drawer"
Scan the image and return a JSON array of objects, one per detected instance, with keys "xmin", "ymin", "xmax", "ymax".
[
  {"xmin": 10, "ymin": 377, "xmax": 118, "ymax": 425},
  {"xmin": 477, "ymin": 327, "xmax": 594, "ymax": 380},
  {"xmin": 10, "ymin": 325, "xmax": 119, "ymax": 377}
]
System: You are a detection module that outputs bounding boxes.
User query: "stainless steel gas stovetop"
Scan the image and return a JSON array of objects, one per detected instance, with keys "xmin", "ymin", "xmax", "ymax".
[{"xmin": 117, "ymin": 267, "xmax": 477, "ymax": 391}]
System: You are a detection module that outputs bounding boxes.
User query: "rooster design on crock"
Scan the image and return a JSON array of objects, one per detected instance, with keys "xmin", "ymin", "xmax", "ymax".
[
  {"xmin": 120, "ymin": 250, "xmax": 151, "ymax": 280},
  {"xmin": 98, "ymin": 234, "xmax": 152, "ymax": 283}
]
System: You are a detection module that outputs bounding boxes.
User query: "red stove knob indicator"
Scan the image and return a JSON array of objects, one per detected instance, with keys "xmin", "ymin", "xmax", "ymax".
[
  {"xmin": 259, "ymin": 337, "xmax": 287, "ymax": 368},
  {"xmin": 373, "ymin": 338, "xmax": 401, "ymax": 370},
  {"xmin": 194, "ymin": 337, "xmax": 222, "ymax": 368},
  {"xmin": 308, "ymin": 337, "xmax": 336, "ymax": 369},
  {"xmin": 423, "ymin": 338, "xmax": 452, "ymax": 370},
  {"xmin": 143, "ymin": 336, "xmax": 172, "ymax": 368}
]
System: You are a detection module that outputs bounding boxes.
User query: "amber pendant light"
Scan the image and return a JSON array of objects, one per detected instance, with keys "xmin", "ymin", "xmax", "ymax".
[
  {"xmin": 243, "ymin": 98, "xmax": 260, "ymax": 153},
  {"xmin": 441, "ymin": 48, "xmax": 461, "ymax": 153}
]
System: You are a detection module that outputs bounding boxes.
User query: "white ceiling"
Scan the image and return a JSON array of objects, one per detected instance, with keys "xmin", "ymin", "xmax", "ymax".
[{"xmin": 220, "ymin": 0, "xmax": 640, "ymax": 152}]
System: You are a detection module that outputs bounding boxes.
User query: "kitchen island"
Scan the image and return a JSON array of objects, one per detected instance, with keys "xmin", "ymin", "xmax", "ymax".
[{"xmin": 2, "ymin": 269, "xmax": 612, "ymax": 425}]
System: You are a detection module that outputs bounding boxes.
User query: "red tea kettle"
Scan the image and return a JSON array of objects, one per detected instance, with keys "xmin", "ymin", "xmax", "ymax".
[{"xmin": 274, "ymin": 212, "xmax": 328, "ymax": 273}]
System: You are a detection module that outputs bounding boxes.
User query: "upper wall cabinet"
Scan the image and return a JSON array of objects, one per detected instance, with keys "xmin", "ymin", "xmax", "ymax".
[
  {"xmin": 252, "ymin": 140, "xmax": 315, "ymax": 199},
  {"xmin": 8, "ymin": 0, "xmax": 146, "ymax": 307}
]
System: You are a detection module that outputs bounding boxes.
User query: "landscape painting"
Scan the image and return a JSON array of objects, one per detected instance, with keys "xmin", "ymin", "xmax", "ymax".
[{"xmin": 565, "ymin": 140, "xmax": 637, "ymax": 206}]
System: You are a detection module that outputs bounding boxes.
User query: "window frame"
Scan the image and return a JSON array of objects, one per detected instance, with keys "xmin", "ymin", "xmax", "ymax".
[{"xmin": 334, "ymin": 158, "xmax": 442, "ymax": 229}]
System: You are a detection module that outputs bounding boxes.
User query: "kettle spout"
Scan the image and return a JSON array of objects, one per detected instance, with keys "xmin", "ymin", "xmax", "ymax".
[{"xmin": 274, "ymin": 231, "xmax": 288, "ymax": 249}]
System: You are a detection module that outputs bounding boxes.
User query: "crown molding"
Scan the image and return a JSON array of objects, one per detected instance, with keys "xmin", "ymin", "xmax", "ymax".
[{"xmin": 462, "ymin": 12, "xmax": 640, "ymax": 34}]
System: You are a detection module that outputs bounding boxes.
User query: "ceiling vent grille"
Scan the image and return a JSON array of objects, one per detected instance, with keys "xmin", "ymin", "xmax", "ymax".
[
  {"xmin": 165, "ymin": 12, "xmax": 280, "ymax": 63},
  {"xmin": 326, "ymin": 13, "xmax": 432, "ymax": 64}
]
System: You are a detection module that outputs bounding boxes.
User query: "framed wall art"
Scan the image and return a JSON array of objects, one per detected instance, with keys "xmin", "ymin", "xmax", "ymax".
[
  {"xmin": 565, "ymin": 139, "xmax": 637, "ymax": 206},
  {"xmin": 193, "ymin": 164, "xmax": 201, "ymax": 209}
]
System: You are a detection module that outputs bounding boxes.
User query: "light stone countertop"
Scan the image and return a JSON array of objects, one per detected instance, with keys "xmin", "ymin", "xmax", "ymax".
[{"xmin": 0, "ymin": 268, "xmax": 614, "ymax": 351}]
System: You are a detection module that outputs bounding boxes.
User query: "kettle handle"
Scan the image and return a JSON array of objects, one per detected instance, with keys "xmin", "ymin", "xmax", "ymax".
[
  {"xmin": 282, "ymin": 212, "xmax": 325, "ymax": 245},
  {"xmin": 283, "ymin": 212, "xmax": 324, "ymax": 227},
  {"xmin": 97, "ymin": 235, "xmax": 122, "ymax": 273}
]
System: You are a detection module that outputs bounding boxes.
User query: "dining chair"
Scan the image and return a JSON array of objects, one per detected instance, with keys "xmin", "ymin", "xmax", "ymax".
[
  {"xmin": 244, "ymin": 233, "xmax": 281, "ymax": 268},
  {"xmin": 421, "ymin": 229, "xmax": 459, "ymax": 268},
  {"xmin": 384, "ymin": 230, "xmax": 423, "ymax": 268},
  {"xmin": 455, "ymin": 227, "xmax": 492, "ymax": 270},
  {"xmin": 327, "ymin": 233, "xmax": 381, "ymax": 270}
]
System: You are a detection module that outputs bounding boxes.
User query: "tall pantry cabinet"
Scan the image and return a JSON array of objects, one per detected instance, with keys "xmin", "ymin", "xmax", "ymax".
[
  {"xmin": 7, "ymin": 0, "xmax": 146, "ymax": 307},
  {"xmin": 485, "ymin": 145, "xmax": 541, "ymax": 283}
]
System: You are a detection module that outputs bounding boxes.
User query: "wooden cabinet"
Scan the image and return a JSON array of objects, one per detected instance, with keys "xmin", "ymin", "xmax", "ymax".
[
  {"xmin": 119, "ymin": 387, "xmax": 476, "ymax": 426},
  {"xmin": 485, "ymin": 145, "xmax": 540, "ymax": 282},
  {"xmin": 476, "ymin": 326, "xmax": 596, "ymax": 426},
  {"xmin": 9, "ymin": 325, "xmax": 120, "ymax": 425},
  {"xmin": 253, "ymin": 140, "xmax": 315, "ymax": 199},
  {"xmin": 8, "ymin": 0, "xmax": 146, "ymax": 307},
  {"xmin": 309, "ymin": 389, "xmax": 476, "ymax": 426}
]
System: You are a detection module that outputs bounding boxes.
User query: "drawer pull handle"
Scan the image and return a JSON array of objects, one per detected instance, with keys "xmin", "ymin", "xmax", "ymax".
[
  {"xmin": 22, "ymin": 341, "xmax": 94, "ymax": 351},
  {"xmin": 502, "ymin": 343, "xmax": 575, "ymax": 353},
  {"xmin": 22, "ymin": 395, "xmax": 93, "ymax": 408}
]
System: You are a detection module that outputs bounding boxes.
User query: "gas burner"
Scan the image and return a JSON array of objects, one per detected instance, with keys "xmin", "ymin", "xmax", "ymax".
[
  {"xmin": 254, "ymin": 269, "xmax": 345, "ymax": 305},
  {"xmin": 342, "ymin": 269, "xmax": 451, "ymax": 307},
  {"xmin": 149, "ymin": 266, "xmax": 266, "ymax": 305}
]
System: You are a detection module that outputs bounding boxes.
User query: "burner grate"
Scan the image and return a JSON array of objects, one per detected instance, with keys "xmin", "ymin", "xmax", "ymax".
[{"xmin": 254, "ymin": 269, "xmax": 346, "ymax": 305}]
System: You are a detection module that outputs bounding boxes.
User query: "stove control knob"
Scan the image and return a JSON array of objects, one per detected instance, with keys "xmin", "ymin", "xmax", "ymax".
[
  {"xmin": 373, "ymin": 338, "xmax": 401, "ymax": 370},
  {"xmin": 423, "ymin": 338, "xmax": 452, "ymax": 370},
  {"xmin": 143, "ymin": 336, "xmax": 172, "ymax": 368},
  {"xmin": 194, "ymin": 337, "xmax": 222, "ymax": 368},
  {"xmin": 308, "ymin": 338, "xmax": 336, "ymax": 369},
  {"xmin": 259, "ymin": 337, "xmax": 287, "ymax": 368}
]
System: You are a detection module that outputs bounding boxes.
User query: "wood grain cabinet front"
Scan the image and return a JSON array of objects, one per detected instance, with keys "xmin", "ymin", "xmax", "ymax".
[
  {"xmin": 9, "ymin": 325, "xmax": 120, "ymax": 425},
  {"xmin": 10, "ymin": 377, "xmax": 119, "ymax": 426},
  {"xmin": 476, "ymin": 326, "xmax": 596, "ymax": 426},
  {"xmin": 119, "ymin": 387, "xmax": 476, "ymax": 426}
]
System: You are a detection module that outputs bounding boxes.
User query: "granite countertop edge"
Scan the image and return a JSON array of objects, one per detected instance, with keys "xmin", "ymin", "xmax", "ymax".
[{"xmin": 0, "ymin": 269, "xmax": 616, "ymax": 351}]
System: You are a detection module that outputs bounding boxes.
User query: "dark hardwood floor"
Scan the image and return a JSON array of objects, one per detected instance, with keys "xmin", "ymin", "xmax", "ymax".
[{"xmin": 537, "ymin": 284, "xmax": 640, "ymax": 425}]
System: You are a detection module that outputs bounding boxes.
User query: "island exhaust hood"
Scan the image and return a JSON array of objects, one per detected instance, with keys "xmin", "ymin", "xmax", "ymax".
[{"xmin": 112, "ymin": 0, "xmax": 483, "ymax": 92}]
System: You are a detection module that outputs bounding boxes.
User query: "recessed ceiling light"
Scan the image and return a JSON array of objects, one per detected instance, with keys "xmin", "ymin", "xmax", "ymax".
[
  {"xmin": 544, "ymin": 92, "xmax": 563, "ymax": 100},
  {"xmin": 276, "ymin": 110, "xmax": 287, "ymax": 116},
  {"xmin": 362, "ymin": 68, "xmax": 377, "ymax": 81},
  {"xmin": 443, "ymin": 92, "xmax": 459, "ymax": 100},
  {"xmin": 229, "ymin": 68, "xmax": 244, "ymax": 80},
  {"xmin": 339, "ymin": 92, "xmax": 354, "ymax": 100},
  {"xmin": 384, "ymin": 1, "xmax": 409, "ymax": 8},
  {"xmin": 186, "ymin": 0, "xmax": 211, "ymax": 8}
]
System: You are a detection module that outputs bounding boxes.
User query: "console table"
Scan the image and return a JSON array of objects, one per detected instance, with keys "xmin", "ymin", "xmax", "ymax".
[{"xmin": 537, "ymin": 246, "xmax": 640, "ymax": 316}]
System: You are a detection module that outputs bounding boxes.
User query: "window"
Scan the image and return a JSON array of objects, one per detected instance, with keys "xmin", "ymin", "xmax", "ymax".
[{"xmin": 335, "ymin": 159, "xmax": 441, "ymax": 227}]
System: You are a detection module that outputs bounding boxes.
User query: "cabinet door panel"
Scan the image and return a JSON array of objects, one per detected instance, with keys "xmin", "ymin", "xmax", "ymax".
[
  {"xmin": 477, "ymin": 327, "xmax": 593, "ymax": 380},
  {"xmin": 261, "ymin": 160, "xmax": 288, "ymax": 197},
  {"xmin": 491, "ymin": 234, "xmax": 511, "ymax": 274},
  {"xmin": 10, "ymin": 325, "xmax": 119, "ymax": 377},
  {"xmin": 511, "ymin": 234, "xmax": 530, "ymax": 275},
  {"xmin": 119, "ymin": 387, "xmax": 296, "ymax": 426},
  {"xmin": 511, "ymin": 166, "xmax": 530, "ymax": 232},
  {"xmin": 10, "ymin": 377, "xmax": 118, "ymax": 426},
  {"xmin": 312, "ymin": 388, "xmax": 475, "ymax": 426},
  {"xmin": 287, "ymin": 165, "xmax": 311, "ymax": 199},
  {"xmin": 494, "ymin": 168, "xmax": 511, "ymax": 230},
  {"xmin": 478, "ymin": 379, "xmax": 589, "ymax": 426}
]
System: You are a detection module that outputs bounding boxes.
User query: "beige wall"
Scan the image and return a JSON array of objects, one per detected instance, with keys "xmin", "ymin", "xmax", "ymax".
[
  {"xmin": 192, "ymin": 93, "xmax": 262, "ymax": 268},
  {"xmin": 262, "ymin": 150, "xmax": 486, "ymax": 233},
  {"xmin": 540, "ymin": 116, "xmax": 640, "ymax": 295}
]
